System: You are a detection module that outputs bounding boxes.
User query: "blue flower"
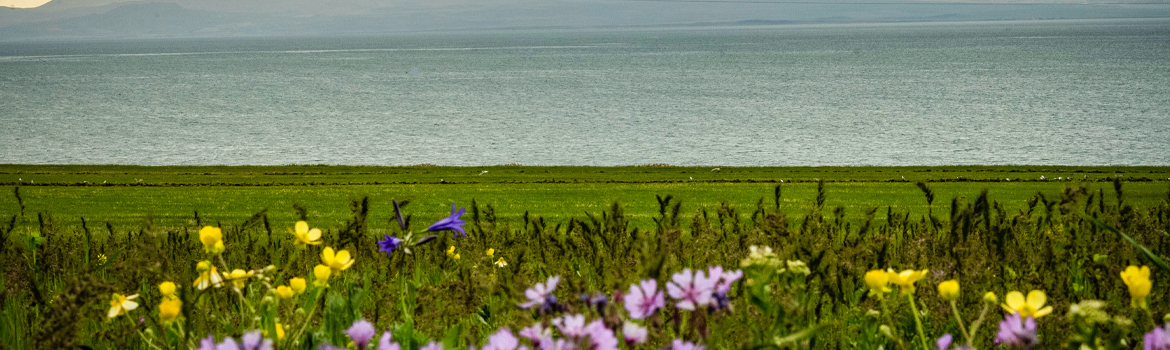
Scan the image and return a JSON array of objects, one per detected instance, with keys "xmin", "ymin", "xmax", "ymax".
[
  {"xmin": 427, "ymin": 203, "xmax": 466, "ymax": 238},
  {"xmin": 377, "ymin": 235, "xmax": 403, "ymax": 256}
]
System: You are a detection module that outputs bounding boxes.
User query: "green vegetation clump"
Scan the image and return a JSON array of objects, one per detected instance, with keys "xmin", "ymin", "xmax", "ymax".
[{"xmin": 0, "ymin": 166, "xmax": 1169, "ymax": 349}]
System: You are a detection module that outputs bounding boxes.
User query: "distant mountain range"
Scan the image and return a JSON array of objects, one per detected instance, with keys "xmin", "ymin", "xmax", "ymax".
[{"xmin": 2, "ymin": 0, "xmax": 1168, "ymax": 41}]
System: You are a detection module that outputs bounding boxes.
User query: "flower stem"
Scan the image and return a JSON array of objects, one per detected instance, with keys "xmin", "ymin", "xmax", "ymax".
[
  {"xmin": 966, "ymin": 303, "xmax": 991, "ymax": 348},
  {"xmin": 949, "ymin": 300, "xmax": 971, "ymax": 344},
  {"xmin": 285, "ymin": 288, "xmax": 325, "ymax": 348},
  {"xmin": 907, "ymin": 294, "xmax": 930, "ymax": 350}
]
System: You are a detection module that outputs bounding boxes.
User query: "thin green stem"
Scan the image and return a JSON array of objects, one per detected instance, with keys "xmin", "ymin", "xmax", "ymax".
[
  {"xmin": 949, "ymin": 300, "xmax": 971, "ymax": 344},
  {"xmin": 966, "ymin": 303, "xmax": 991, "ymax": 348},
  {"xmin": 285, "ymin": 289, "xmax": 325, "ymax": 348},
  {"xmin": 907, "ymin": 293, "xmax": 930, "ymax": 350}
]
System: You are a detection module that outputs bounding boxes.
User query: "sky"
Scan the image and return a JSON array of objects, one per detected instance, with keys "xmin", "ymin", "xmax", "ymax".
[{"xmin": 8, "ymin": 0, "xmax": 50, "ymax": 8}]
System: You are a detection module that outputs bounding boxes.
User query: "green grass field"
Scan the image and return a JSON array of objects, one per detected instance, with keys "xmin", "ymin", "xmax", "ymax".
[
  {"xmin": 4, "ymin": 164, "xmax": 1170, "ymax": 350},
  {"xmin": 2, "ymin": 165, "xmax": 1168, "ymax": 232}
]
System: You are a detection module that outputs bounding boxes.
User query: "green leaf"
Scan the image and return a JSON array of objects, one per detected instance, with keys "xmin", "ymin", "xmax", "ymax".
[{"xmin": 1080, "ymin": 213, "xmax": 1170, "ymax": 274}]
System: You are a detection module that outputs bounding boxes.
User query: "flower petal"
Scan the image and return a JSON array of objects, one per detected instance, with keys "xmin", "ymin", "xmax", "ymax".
[
  {"xmin": 1005, "ymin": 291, "xmax": 1026, "ymax": 310},
  {"xmin": 296, "ymin": 221, "xmax": 309, "ymax": 234},
  {"xmin": 1025, "ymin": 290, "xmax": 1047, "ymax": 309},
  {"xmin": 1034, "ymin": 306, "xmax": 1053, "ymax": 318},
  {"xmin": 308, "ymin": 228, "xmax": 321, "ymax": 241},
  {"xmin": 122, "ymin": 300, "xmax": 139, "ymax": 310}
]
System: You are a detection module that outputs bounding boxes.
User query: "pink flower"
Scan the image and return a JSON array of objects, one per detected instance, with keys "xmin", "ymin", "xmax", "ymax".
[
  {"xmin": 584, "ymin": 320, "xmax": 618, "ymax": 350},
  {"xmin": 671, "ymin": 339, "xmax": 706, "ymax": 350},
  {"xmin": 712, "ymin": 267, "xmax": 742, "ymax": 295},
  {"xmin": 625, "ymin": 279, "xmax": 665, "ymax": 319},
  {"xmin": 421, "ymin": 341, "xmax": 444, "ymax": 350},
  {"xmin": 666, "ymin": 269, "xmax": 717, "ymax": 310},
  {"xmin": 377, "ymin": 331, "xmax": 401, "ymax": 350},
  {"xmin": 484, "ymin": 328, "xmax": 519, "ymax": 350},
  {"xmin": 552, "ymin": 314, "xmax": 589, "ymax": 338},
  {"xmin": 347, "ymin": 319, "xmax": 377, "ymax": 350},
  {"xmin": 520, "ymin": 276, "xmax": 561, "ymax": 312},
  {"xmin": 520, "ymin": 323, "xmax": 552, "ymax": 347},
  {"xmin": 621, "ymin": 322, "xmax": 648, "ymax": 345}
]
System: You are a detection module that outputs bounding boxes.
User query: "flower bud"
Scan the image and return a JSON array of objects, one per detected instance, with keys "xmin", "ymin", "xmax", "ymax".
[
  {"xmin": 983, "ymin": 292, "xmax": 997, "ymax": 304},
  {"xmin": 938, "ymin": 280, "xmax": 959, "ymax": 301}
]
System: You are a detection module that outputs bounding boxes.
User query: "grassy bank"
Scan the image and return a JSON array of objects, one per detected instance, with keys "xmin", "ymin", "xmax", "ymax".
[{"xmin": 2, "ymin": 165, "xmax": 1170, "ymax": 349}]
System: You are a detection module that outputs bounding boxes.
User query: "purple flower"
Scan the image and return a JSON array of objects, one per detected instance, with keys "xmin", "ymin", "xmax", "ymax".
[
  {"xmin": 670, "ymin": 339, "xmax": 706, "ymax": 350},
  {"xmin": 347, "ymin": 319, "xmax": 378, "ymax": 350},
  {"xmin": 1146, "ymin": 324, "xmax": 1170, "ymax": 350},
  {"xmin": 936, "ymin": 334, "xmax": 953, "ymax": 350},
  {"xmin": 427, "ymin": 204, "xmax": 467, "ymax": 238},
  {"xmin": 625, "ymin": 279, "xmax": 665, "ymax": 319},
  {"xmin": 580, "ymin": 292, "xmax": 607, "ymax": 313},
  {"xmin": 538, "ymin": 338, "xmax": 575, "ymax": 350},
  {"xmin": 994, "ymin": 314, "xmax": 1038, "ymax": 349},
  {"xmin": 483, "ymin": 328, "xmax": 520, "ymax": 350},
  {"xmin": 378, "ymin": 331, "xmax": 401, "ymax": 350},
  {"xmin": 553, "ymin": 314, "xmax": 589, "ymax": 338},
  {"xmin": 712, "ymin": 267, "xmax": 742, "ymax": 294},
  {"xmin": 520, "ymin": 323, "xmax": 552, "ymax": 347},
  {"xmin": 318, "ymin": 344, "xmax": 348, "ymax": 350},
  {"xmin": 584, "ymin": 320, "xmax": 619, "ymax": 350},
  {"xmin": 421, "ymin": 341, "xmax": 445, "ymax": 350},
  {"xmin": 519, "ymin": 276, "xmax": 561, "ymax": 312},
  {"xmin": 198, "ymin": 335, "xmax": 216, "ymax": 350},
  {"xmin": 622, "ymin": 321, "xmax": 648, "ymax": 345},
  {"xmin": 217, "ymin": 337, "xmax": 240, "ymax": 350},
  {"xmin": 666, "ymin": 269, "xmax": 717, "ymax": 310},
  {"xmin": 377, "ymin": 235, "xmax": 404, "ymax": 256},
  {"xmin": 241, "ymin": 330, "xmax": 274, "ymax": 350}
]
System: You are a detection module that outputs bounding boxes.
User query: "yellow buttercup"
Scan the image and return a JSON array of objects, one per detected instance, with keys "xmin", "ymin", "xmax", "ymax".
[{"xmin": 1001, "ymin": 290, "xmax": 1053, "ymax": 318}]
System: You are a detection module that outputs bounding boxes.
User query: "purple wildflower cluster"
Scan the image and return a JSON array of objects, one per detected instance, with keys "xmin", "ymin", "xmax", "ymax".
[
  {"xmin": 665, "ymin": 266, "xmax": 742, "ymax": 311},
  {"xmin": 197, "ymin": 331, "xmax": 273, "ymax": 350},
  {"xmin": 1145, "ymin": 324, "xmax": 1170, "ymax": 350},
  {"xmin": 994, "ymin": 314, "xmax": 1038, "ymax": 349},
  {"xmin": 520, "ymin": 276, "xmax": 562, "ymax": 312},
  {"xmin": 316, "ymin": 319, "xmax": 401, "ymax": 350}
]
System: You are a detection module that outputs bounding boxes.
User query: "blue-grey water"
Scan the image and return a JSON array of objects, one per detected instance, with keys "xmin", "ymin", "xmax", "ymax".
[{"xmin": 2, "ymin": 19, "xmax": 1169, "ymax": 166}]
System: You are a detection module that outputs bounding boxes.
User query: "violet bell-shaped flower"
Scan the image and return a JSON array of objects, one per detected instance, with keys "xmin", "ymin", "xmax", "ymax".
[
  {"xmin": 625, "ymin": 279, "xmax": 665, "ymax": 319},
  {"xmin": 347, "ymin": 319, "xmax": 378, "ymax": 350},
  {"xmin": 1146, "ymin": 324, "xmax": 1170, "ymax": 350},
  {"xmin": 377, "ymin": 235, "xmax": 404, "ymax": 256},
  {"xmin": 666, "ymin": 269, "xmax": 718, "ymax": 310},
  {"xmin": 520, "ymin": 276, "xmax": 561, "ymax": 312},
  {"xmin": 995, "ymin": 314, "xmax": 1038, "ymax": 349},
  {"xmin": 427, "ymin": 203, "xmax": 467, "ymax": 238}
]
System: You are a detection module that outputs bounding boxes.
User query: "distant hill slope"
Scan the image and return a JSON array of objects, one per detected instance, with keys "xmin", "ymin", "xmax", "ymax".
[
  {"xmin": 2, "ymin": 0, "xmax": 1168, "ymax": 41},
  {"xmin": 0, "ymin": 2, "xmax": 227, "ymax": 40}
]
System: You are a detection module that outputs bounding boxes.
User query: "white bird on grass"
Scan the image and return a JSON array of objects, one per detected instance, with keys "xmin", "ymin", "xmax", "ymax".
[
  {"xmin": 1040, "ymin": 175, "xmax": 1046, "ymax": 180},
  {"xmin": 711, "ymin": 168, "xmax": 721, "ymax": 172},
  {"xmin": 479, "ymin": 171, "xmax": 488, "ymax": 176},
  {"xmin": 689, "ymin": 177, "xmax": 694, "ymax": 181}
]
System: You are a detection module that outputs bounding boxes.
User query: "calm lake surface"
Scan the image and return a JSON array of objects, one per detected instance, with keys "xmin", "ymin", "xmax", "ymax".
[{"xmin": 2, "ymin": 19, "xmax": 1168, "ymax": 166}]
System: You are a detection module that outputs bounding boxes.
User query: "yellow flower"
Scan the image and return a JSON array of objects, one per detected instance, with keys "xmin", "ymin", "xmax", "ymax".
[
  {"xmin": 1121, "ymin": 265, "xmax": 1152, "ymax": 309},
  {"xmin": 938, "ymin": 280, "xmax": 960, "ymax": 301},
  {"xmin": 1001, "ymin": 290, "xmax": 1053, "ymax": 318},
  {"xmin": 486, "ymin": 248, "xmax": 495, "ymax": 257},
  {"xmin": 321, "ymin": 247, "xmax": 355, "ymax": 272},
  {"xmin": 199, "ymin": 226, "xmax": 224, "ymax": 254},
  {"xmin": 96, "ymin": 253, "xmax": 107, "ymax": 265},
  {"xmin": 290, "ymin": 221, "xmax": 322, "ymax": 245},
  {"xmin": 274, "ymin": 323, "xmax": 286, "ymax": 340},
  {"xmin": 983, "ymin": 292, "xmax": 997, "ymax": 303},
  {"xmin": 495, "ymin": 257, "xmax": 508, "ymax": 267},
  {"xmin": 454, "ymin": 253, "xmax": 461, "ymax": 260},
  {"xmin": 290, "ymin": 277, "xmax": 307, "ymax": 294},
  {"xmin": 864, "ymin": 270, "xmax": 891, "ymax": 295},
  {"xmin": 107, "ymin": 293, "xmax": 139, "ymax": 318},
  {"xmin": 158, "ymin": 299, "xmax": 182, "ymax": 323},
  {"xmin": 194, "ymin": 264, "xmax": 223, "ymax": 290},
  {"xmin": 447, "ymin": 246, "xmax": 456, "ymax": 256},
  {"xmin": 313, "ymin": 264, "xmax": 332, "ymax": 287},
  {"xmin": 225, "ymin": 269, "xmax": 254, "ymax": 289},
  {"xmin": 158, "ymin": 281, "xmax": 177, "ymax": 300},
  {"xmin": 887, "ymin": 269, "xmax": 928, "ymax": 294},
  {"xmin": 274, "ymin": 286, "xmax": 294, "ymax": 299}
]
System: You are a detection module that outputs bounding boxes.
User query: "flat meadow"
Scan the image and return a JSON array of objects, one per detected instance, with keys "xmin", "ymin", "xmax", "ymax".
[{"xmin": 2, "ymin": 164, "xmax": 1169, "ymax": 350}]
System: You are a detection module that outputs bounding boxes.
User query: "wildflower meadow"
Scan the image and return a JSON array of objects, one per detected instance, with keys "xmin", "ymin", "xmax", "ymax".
[{"xmin": 2, "ymin": 166, "xmax": 1170, "ymax": 350}]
